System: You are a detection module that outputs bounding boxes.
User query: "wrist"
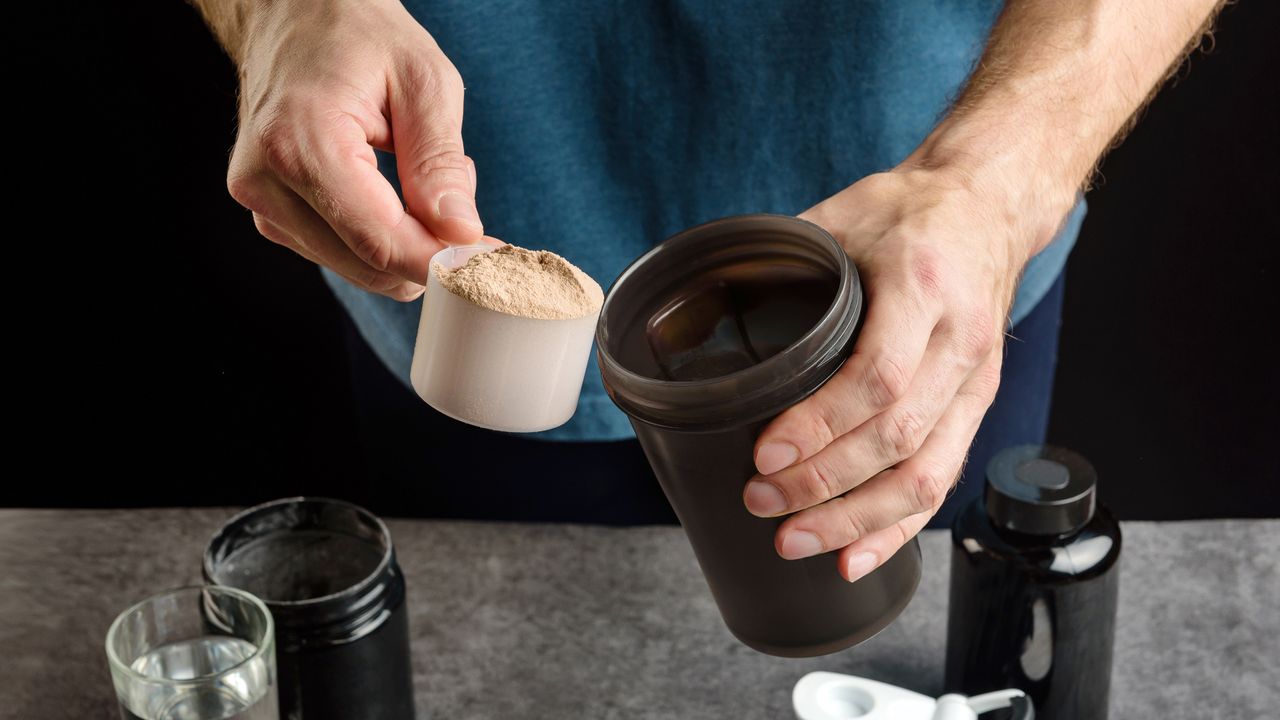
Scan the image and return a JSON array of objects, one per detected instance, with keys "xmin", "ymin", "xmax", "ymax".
[
  {"xmin": 238, "ymin": 0, "xmax": 292, "ymax": 70},
  {"xmin": 189, "ymin": 0, "xmax": 276, "ymax": 68},
  {"xmin": 901, "ymin": 115, "xmax": 1083, "ymax": 259}
]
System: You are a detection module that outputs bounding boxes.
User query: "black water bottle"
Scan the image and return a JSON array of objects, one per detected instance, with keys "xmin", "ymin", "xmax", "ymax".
[{"xmin": 945, "ymin": 445, "xmax": 1121, "ymax": 720}]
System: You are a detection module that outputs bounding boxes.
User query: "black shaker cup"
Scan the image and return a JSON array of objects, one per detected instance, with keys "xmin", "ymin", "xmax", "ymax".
[
  {"xmin": 597, "ymin": 214, "xmax": 922, "ymax": 657},
  {"xmin": 204, "ymin": 497, "xmax": 416, "ymax": 720},
  {"xmin": 945, "ymin": 445, "xmax": 1121, "ymax": 719}
]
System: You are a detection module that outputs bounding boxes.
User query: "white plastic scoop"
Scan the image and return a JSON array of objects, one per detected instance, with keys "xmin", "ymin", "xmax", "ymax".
[
  {"xmin": 793, "ymin": 672, "xmax": 1033, "ymax": 720},
  {"xmin": 410, "ymin": 245, "xmax": 599, "ymax": 432}
]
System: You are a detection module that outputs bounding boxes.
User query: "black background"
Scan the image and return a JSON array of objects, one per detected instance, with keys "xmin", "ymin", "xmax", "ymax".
[{"xmin": 8, "ymin": 2, "xmax": 1277, "ymax": 519}]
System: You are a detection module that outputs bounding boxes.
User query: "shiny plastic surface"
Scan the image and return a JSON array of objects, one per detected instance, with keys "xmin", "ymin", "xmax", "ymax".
[
  {"xmin": 598, "ymin": 214, "xmax": 921, "ymax": 657},
  {"xmin": 205, "ymin": 498, "xmax": 415, "ymax": 720},
  {"xmin": 946, "ymin": 499, "xmax": 1120, "ymax": 720}
]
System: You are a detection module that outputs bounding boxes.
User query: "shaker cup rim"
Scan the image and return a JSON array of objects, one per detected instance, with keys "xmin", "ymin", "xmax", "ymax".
[
  {"xmin": 597, "ymin": 214, "xmax": 849, "ymax": 386},
  {"xmin": 596, "ymin": 213, "xmax": 863, "ymax": 428}
]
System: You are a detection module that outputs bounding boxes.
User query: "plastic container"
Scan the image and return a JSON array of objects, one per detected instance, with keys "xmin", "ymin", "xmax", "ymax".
[
  {"xmin": 204, "ymin": 497, "xmax": 415, "ymax": 720},
  {"xmin": 597, "ymin": 213, "xmax": 921, "ymax": 657},
  {"xmin": 411, "ymin": 245, "xmax": 599, "ymax": 432},
  {"xmin": 945, "ymin": 445, "xmax": 1121, "ymax": 720},
  {"xmin": 792, "ymin": 672, "xmax": 1033, "ymax": 720}
]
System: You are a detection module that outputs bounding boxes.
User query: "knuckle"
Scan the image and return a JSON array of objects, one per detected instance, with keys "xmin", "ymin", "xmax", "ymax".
[
  {"xmin": 836, "ymin": 499, "xmax": 875, "ymax": 542},
  {"xmin": 227, "ymin": 168, "xmax": 268, "ymax": 213},
  {"xmin": 438, "ymin": 62, "xmax": 465, "ymax": 97},
  {"xmin": 968, "ymin": 363, "xmax": 1003, "ymax": 403},
  {"xmin": 891, "ymin": 515, "xmax": 916, "ymax": 550},
  {"xmin": 411, "ymin": 146, "xmax": 471, "ymax": 184},
  {"xmin": 419, "ymin": 46, "xmax": 463, "ymax": 84},
  {"xmin": 260, "ymin": 142, "xmax": 299, "ymax": 180},
  {"xmin": 952, "ymin": 310, "xmax": 1000, "ymax": 363},
  {"xmin": 250, "ymin": 213, "xmax": 284, "ymax": 243},
  {"xmin": 905, "ymin": 245, "xmax": 947, "ymax": 303},
  {"xmin": 799, "ymin": 458, "xmax": 840, "ymax": 505},
  {"xmin": 906, "ymin": 464, "xmax": 950, "ymax": 514},
  {"xmin": 862, "ymin": 352, "xmax": 911, "ymax": 408},
  {"xmin": 399, "ymin": 51, "xmax": 465, "ymax": 106},
  {"xmin": 349, "ymin": 227, "xmax": 393, "ymax": 272},
  {"xmin": 813, "ymin": 409, "xmax": 840, "ymax": 448},
  {"xmin": 878, "ymin": 408, "xmax": 926, "ymax": 461},
  {"xmin": 429, "ymin": 53, "xmax": 466, "ymax": 95},
  {"xmin": 256, "ymin": 116, "xmax": 306, "ymax": 179},
  {"xmin": 787, "ymin": 403, "xmax": 838, "ymax": 450}
]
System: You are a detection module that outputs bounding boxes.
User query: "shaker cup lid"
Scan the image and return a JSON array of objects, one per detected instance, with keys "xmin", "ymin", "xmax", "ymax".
[{"xmin": 985, "ymin": 444, "xmax": 1097, "ymax": 536}]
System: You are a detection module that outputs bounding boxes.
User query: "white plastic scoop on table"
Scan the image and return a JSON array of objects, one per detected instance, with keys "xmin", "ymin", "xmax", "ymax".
[{"xmin": 792, "ymin": 672, "xmax": 1032, "ymax": 720}]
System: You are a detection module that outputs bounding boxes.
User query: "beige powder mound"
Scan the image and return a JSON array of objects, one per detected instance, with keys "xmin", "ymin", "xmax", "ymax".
[{"xmin": 436, "ymin": 245, "xmax": 604, "ymax": 320}]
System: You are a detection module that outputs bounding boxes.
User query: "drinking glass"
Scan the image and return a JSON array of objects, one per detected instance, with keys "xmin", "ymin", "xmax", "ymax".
[{"xmin": 106, "ymin": 586, "xmax": 278, "ymax": 720}]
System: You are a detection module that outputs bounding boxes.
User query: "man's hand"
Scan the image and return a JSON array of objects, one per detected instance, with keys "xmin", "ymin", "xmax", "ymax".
[
  {"xmin": 201, "ymin": 0, "xmax": 487, "ymax": 300},
  {"xmin": 745, "ymin": 167, "xmax": 1037, "ymax": 581},
  {"xmin": 744, "ymin": 0, "xmax": 1224, "ymax": 581}
]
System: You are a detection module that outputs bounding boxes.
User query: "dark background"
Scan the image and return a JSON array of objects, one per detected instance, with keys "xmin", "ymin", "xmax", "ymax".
[{"xmin": 9, "ymin": 2, "xmax": 1276, "ymax": 519}]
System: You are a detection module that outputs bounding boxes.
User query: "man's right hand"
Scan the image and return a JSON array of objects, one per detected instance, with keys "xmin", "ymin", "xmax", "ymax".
[{"xmin": 223, "ymin": 0, "xmax": 485, "ymax": 300}]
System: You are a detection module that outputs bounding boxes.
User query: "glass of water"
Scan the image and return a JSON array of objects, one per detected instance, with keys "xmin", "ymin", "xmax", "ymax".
[{"xmin": 106, "ymin": 586, "xmax": 278, "ymax": 720}]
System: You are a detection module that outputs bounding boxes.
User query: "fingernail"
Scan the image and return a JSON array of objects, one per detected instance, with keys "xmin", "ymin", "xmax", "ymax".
[
  {"xmin": 780, "ymin": 531, "xmax": 824, "ymax": 560},
  {"xmin": 438, "ymin": 192, "xmax": 482, "ymax": 226},
  {"xmin": 744, "ymin": 481, "xmax": 787, "ymax": 516},
  {"xmin": 846, "ymin": 551, "xmax": 878, "ymax": 582},
  {"xmin": 756, "ymin": 442, "xmax": 799, "ymax": 476}
]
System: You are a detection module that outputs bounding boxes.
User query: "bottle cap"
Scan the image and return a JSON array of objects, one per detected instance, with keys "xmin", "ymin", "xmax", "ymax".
[{"xmin": 985, "ymin": 444, "xmax": 1097, "ymax": 536}]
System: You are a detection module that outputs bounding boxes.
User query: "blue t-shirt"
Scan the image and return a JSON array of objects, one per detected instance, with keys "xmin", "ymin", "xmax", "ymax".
[{"xmin": 323, "ymin": 0, "xmax": 1086, "ymax": 441}]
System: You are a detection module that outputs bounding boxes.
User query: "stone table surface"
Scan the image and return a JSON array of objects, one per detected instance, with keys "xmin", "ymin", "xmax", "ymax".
[{"xmin": 1, "ymin": 510, "xmax": 1276, "ymax": 719}]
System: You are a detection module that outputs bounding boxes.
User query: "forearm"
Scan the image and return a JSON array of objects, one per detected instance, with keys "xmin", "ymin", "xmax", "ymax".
[
  {"xmin": 907, "ymin": 0, "xmax": 1225, "ymax": 256},
  {"xmin": 187, "ymin": 0, "xmax": 268, "ymax": 66}
]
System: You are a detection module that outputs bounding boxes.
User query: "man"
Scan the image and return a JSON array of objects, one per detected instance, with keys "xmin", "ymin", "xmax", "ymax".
[{"xmin": 192, "ymin": 0, "xmax": 1222, "ymax": 581}]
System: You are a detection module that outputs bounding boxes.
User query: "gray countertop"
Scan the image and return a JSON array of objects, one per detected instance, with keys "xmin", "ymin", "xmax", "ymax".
[{"xmin": 1, "ymin": 510, "xmax": 1276, "ymax": 719}]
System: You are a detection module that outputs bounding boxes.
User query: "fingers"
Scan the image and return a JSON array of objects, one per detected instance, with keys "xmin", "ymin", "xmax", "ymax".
[
  {"xmin": 745, "ymin": 324, "xmax": 982, "ymax": 517},
  {"xmin": 837, "ymin": 509, "xmax": 935, "ymax": 583},
  {"xmin": 770, "ymin": 351, "xmax": 1002, "ymax": 567},
  {"xmin": 754, "ymin": 282, "xmax": 941, "ymax": 477},
  {"xmin": 244, "ymin": 177, "xmax": 426, "ymax": 301},
  {"xmin": 387, "ymin": 48, "xmax": 485, "ymax": 246},
  {"xmin": 252, "ymin": 214, "xmax": 323, "ymax": 266},
  {"xmin": 228, "ymin": 97, "xmax": 448, "ymax": 288}
]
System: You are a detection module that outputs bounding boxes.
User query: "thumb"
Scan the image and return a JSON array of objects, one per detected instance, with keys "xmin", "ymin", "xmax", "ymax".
[{"xmin": 389, "ymin": 52, "xmax": 484, "ymax": 245}]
